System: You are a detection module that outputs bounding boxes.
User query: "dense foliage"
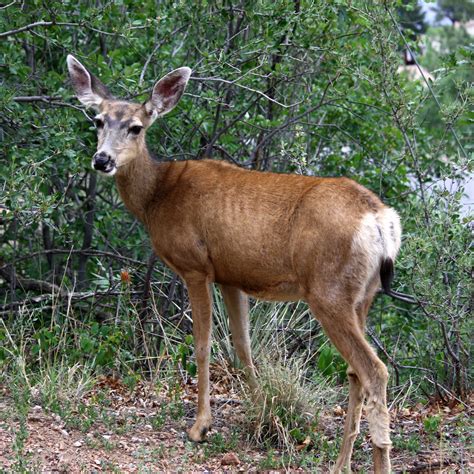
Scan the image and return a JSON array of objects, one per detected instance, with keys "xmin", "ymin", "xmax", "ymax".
[{"xmin": 1, "ymin": 0, "xmax": 472, "ymax": 401}]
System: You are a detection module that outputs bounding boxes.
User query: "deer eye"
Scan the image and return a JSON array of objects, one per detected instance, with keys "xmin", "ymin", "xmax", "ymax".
[
  {"xmin": 129, "ymin": 125, "xmax": 143, "ymax": 135},
  {"xmin": 94, "ymin": 118, "xmax": 104, "ymax": 129}
]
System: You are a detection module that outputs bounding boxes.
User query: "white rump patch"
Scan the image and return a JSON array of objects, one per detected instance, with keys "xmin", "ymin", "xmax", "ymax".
[
  {"xmin": 376, "ymin": 207, "xmax": 401, "ymax": 261},
  {"xmin": 352, "ymin": 207, "xmax": 402, "ymax": 276},
  {"xmin": 352, "ymin": 213, "xmax": 384, "ymax": 274}
]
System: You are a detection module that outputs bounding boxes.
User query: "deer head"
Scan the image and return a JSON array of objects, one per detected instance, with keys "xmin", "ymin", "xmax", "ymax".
[{"xmin": 66, "ymin": 55, "xmax": 191, "ymax": 175}]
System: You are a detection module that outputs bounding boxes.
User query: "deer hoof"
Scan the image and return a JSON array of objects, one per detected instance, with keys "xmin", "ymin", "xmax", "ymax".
[{"xmin": 187, "ymin": 420, "xmax": 211, "ymax": 442}]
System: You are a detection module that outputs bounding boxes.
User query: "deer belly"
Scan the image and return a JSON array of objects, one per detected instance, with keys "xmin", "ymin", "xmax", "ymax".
[
  {"xmin": 214, "ymin": 261, "xmax": 303, "ymax": 301},
  {"xmin": 243, "ymin": 281, "xmax": 304, "ymax": 301}
]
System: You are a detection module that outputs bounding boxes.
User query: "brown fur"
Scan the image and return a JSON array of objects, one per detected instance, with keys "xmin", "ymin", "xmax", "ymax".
[
  {"xmin": 115, "ymin": 142, "xmax": 393, "ymax": 473},
  {"xmin": 67, "ymin": 56, "xmax": 401, "ymax": 473}
]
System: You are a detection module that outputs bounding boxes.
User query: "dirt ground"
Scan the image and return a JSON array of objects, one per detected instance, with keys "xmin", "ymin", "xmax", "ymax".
[{"xmin": 0, "ymin": 372, "xmax": 472, "ymax": 473}]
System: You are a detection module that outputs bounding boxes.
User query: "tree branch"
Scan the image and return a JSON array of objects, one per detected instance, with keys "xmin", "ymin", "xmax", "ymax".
[
  {"xmin": 13, "ymin": 95, "xmax": 61, "ymax": 102},
  {"xmin": 0, "ymin": 21, "xmax": 79, "ymax": 39},
  {"xmin": 0, "ymin": 249, "xmax": 146, "ymax": 271},
  {"xmin": 0, "ymin": 262, "xmax": 65, "ymax": 296},
  {"xmin": 191, "ymin": 76, "xmax": 303, "ymax": 109},
  {"xmin": 250, "ymin": 72, "xmax": 341, "ymax": 162}
]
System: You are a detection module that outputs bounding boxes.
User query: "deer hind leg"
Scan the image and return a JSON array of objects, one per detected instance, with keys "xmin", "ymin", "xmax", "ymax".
[
  {"xmin": 186, "ymin": 276, "xmax": 213, "ymax": 442},
  {"xmin": 220, "ymin": 284, "xmax": 257, "ymax": 389},
  {"xmin": 333, "ymin": 284, "xmax": 380, "ymax": 473},
  {"xmin": 356, "ymin": 285, "xmax": 392, "ymax": 473},
  {"xmin": 333, "ymin": 366, "xmax": 364, "ymax": 473},
  {"xmin": 308, "ymin": 298, "xmax": 391, "ymax": 474}
]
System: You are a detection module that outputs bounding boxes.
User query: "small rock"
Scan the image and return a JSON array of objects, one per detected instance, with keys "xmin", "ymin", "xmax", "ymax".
[
  {"xmin": 73, "ymin": 440, "xmax": 82, "ymax": 448},
  {"xmin": 221, "ymin": 452, "xmax": 240, "ymax": 466},
  {"xmin": 95, "ymin": 459, "xmax": 101, "ymax": 465},
  {"xmin": 61, "ymin": 429, "xmax": 69, "ymax": 437},
  {"xmin": 102, "ymin": 434, "xmax": 111, "ymax": 440}
]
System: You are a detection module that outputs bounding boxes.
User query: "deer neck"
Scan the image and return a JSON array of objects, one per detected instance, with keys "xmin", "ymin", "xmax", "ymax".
[{"xmin": 114, "ymin": 147, "xmax": 172, "ymax": 227}]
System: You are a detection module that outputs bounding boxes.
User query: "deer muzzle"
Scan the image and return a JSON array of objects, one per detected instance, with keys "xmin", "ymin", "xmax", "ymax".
[{"xmin": 92, "ymin": 151, "xmax": 115, "ymax": 174}]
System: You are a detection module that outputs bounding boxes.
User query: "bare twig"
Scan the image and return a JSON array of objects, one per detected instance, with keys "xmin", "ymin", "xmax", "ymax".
[
  {"xmin": 0, "ymin": 19, "xmax": 129, "ymax": 40},
  {"xmin": 13, "ymin": 95, "xmax": 61, "ymax": 102},
  {"xmin": 0, "ymin": 262, "xmax": 65, "ymax": 296},
  {"xmin": 418, "ymin": 304, "xmax": 460, "ymax": 364},
  {"xmin": 0, "ymin": 249, "xmax": 146, "ymax": 271},
  {"xmin": 0, "ymin": 1, "xmax": 17, "ymax": 10},
  {"xmin": 191, "ymin": 76, "xmax": 302, "ymax": 109},
  {"xmin": 367, "ymin": 326, "xmax": 400, "ymax": 386},
  {"xmin": 0, "ymin": 289, "xmax": 144, "ymax": 312},
  {"xmin": 138, "ymin": 26, "xmax": 188, "ymax": 87},
  {"xmin": 0, "ymin": 20, "xmax": 79, "ymax": 38},
  {"xmin": 13, "ymin": 96, "xmax": 93, "ymax": 118},
  {"xmin": 250, "ymin": 72, "xmax": 341, "ymax": 161}
]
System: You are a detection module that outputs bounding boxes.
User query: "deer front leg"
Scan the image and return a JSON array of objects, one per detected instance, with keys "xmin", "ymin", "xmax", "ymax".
[{"xmin": 186, "ymin": 277, "xmax": 213, "ymax": 442}]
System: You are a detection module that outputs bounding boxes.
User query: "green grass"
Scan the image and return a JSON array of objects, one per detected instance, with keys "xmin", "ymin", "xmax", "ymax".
[
  {"xmin": 202, "ymin": 431, "xmax": 239, "ymax": 458},
  {"xmin": 393, "ymin": 432, "xmax": 421, "ymax": 453}
]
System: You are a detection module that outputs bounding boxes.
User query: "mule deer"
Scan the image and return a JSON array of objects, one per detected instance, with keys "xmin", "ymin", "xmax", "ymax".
[{"xmin": 67, "ymin": 54, "xmax": 402, "ymax": 473}]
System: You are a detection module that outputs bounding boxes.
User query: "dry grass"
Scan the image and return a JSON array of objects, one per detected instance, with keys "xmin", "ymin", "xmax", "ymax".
[{"xmin": 242, "ymin": 353, "xmax": 334, "ymax": 456}]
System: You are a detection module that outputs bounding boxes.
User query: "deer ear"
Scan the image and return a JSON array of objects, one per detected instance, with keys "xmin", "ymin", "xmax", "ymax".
[
  {"xmin": 67, "ymin": 55, "xmax": 112, "ymax": 109},
  {"xmin": 144, "ymin": 67, "xmax": 191, "ymax": 120}
]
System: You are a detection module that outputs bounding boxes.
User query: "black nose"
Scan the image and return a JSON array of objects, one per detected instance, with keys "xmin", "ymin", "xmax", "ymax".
[{"xmin": 93, "ymin": 151, "xmax": 111, "ymax": 170}]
